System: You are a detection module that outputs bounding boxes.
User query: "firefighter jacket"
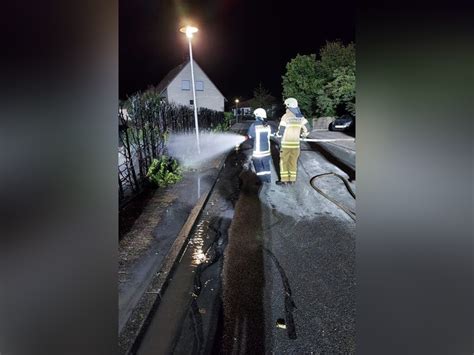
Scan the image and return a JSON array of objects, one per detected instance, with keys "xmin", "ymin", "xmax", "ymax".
[
  {"xmin": 247, "ymin": 120, "xmax": 273, "ymax": 158},
  {"xmin": 277, "ymin": 109, "xmax": 309, "ymax": 149}
]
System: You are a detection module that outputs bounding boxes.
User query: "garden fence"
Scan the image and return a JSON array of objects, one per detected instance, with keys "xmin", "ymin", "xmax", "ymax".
[{"xmin": 118, "ymin": 98, "xmax": 224, "ymax": 205}]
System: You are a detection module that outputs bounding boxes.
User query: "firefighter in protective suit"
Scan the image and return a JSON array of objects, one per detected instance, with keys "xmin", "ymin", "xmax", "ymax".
[
  {"xmin": 276, "ymin": 98, "xmax": 309, "ymax": 185},
  {"xmin": 246, "ymin": 108, "xmax": 274, "ymax": 183}
]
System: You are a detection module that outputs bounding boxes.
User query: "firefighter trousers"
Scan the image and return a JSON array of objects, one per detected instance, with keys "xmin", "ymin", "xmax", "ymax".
[
  {"xmin": 252, "ymin": 155, "xmax": 272, "ymax": 183},
  {"xmin": 280, "ymin": 147, "xmax": 300, "ymax": 182}
]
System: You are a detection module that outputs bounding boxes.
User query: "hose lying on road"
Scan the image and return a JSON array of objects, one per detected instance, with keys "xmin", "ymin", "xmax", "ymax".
[
  {"xmin": 309, "ymin": 172, "xmax": 356, "ymax": 222},
  {"xmin": 262, "ymin": 247, "xmax": 298, "ymax": 340}
]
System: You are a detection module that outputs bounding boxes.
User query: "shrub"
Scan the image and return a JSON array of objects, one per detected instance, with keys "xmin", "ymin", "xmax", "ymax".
[
  {"xmin": 213, "ymin": 112, "xmax": 233, "ymax": 132},
  {"xmin": 213, "ymin": 122, "xmax": 228, "ymax": 132},
  {"xmin": 224, "ymin": 111, "xmax": 233, "ymax": 125},
  {"xmin": 146, "ymin": 156, "xmax": 182, "ymax": 187}
]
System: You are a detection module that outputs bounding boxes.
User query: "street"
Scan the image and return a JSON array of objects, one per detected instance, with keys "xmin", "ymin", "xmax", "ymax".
[
  {"xmin": 308, "ymin": 129, "xmax": 356, "ymax": 180},
  {"xmin": 221, "ymin": 125, "xmax": 355, "ymax": 353},
  {"xmin": 132, "ymin": 121, "xmax": 356, "ymax": 354}
]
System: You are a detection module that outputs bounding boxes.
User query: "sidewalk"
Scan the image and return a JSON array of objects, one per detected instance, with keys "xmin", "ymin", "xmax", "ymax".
[
  {"xmin": 119, "ymin": 124, "xmax": 249, "ymax": 353},
  {"xmin": 118, "ymin": 155, "xmax": 224, "ymax": 336}
]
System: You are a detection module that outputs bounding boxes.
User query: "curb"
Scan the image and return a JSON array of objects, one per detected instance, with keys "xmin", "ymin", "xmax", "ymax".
[
  {"xmin": 306, "ymin": 139, "xmax": 355, "ymax": 180},
  {"xmin": 119, "ymin": 155, "xmax": 228, "ymax": 355}
]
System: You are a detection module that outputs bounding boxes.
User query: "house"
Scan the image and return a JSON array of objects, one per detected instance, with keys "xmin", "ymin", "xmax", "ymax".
[
  {"xmin": 232, "ymin": 99, "xmax": 279, "ymax": 118},
  {"xmin": 155, "ymin": 59, "xmax": 226, "ymax": 112},
  {"xmin": 232, "ymin": 99, "xmax": 253, "ymax": 116}
]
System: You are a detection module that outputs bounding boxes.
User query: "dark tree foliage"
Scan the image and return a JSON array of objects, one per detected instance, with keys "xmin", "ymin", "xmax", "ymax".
[
  {"xmin": 248, "ymin": 82, "xmax": 278, "ymax": 118},
  {"xmin": 282, "ymin": 41, "xmax": 355, "ymax": 117}
]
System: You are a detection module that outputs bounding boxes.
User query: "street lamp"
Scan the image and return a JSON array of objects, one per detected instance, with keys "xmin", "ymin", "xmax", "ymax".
[
  {"xmin": 179, "ymin": 25, "xmax": 200, "ymax": 154},
  {"xmin": 234, "ymin": 98, "xmax": 239, "ymax": 123}
]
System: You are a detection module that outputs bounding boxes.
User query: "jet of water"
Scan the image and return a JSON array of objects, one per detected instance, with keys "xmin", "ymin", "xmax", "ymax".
[{"xmin": 166, "ymin": 132, "xmax": 246, "ymax": 168}]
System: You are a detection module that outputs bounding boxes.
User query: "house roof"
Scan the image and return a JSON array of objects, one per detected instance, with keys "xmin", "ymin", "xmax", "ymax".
[
  {"xmin": 155, "ymin": 61, "xmax": 188, "ymax": 94},
  {"xmin": 155, "ymin": 59, "xmax": 227, "ymax": 101}
]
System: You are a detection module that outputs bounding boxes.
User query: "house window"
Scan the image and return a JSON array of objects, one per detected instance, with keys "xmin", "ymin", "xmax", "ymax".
[
  {"xmin": 181, "ymin": 80, "xmax": 190, "ymax": 90},
  {"xmin": 190, "ymin": 100, "xmax": 194, "ymax": 105},
  {"xmin": 195, "ymin": 80, "xmax": 204, "ymax": 91}
]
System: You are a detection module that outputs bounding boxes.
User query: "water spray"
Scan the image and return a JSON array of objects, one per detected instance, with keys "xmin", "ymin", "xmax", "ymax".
[{"xmin": 166, "ymin": 132, "xmax": 246, "ymax": 168}]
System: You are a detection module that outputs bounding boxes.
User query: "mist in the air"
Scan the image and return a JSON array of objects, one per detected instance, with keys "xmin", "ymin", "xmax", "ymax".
[{"xmin": 166, "ymin": 132, "xmax": 246, "ymax": 167}]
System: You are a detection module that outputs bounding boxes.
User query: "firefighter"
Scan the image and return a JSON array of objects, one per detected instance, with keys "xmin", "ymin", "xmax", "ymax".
[
  {"xmin": 246, "ymin": 108, "xmax": 274, "ymax": 184},
  {"xmin": 275, "ymin": 98, "xmax": 309, "ymax": 185}
]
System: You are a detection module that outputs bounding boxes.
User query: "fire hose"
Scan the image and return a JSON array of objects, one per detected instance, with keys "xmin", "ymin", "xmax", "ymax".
[
  {"xmin": 236, "ymin": 137, "xmax": 355, "ymax": 221},
  {"xmin": 299, "ymin": 138, "xmax": 354, "ymax": 143},
  {"xmin": 309, "ymin": 172, "xmax": 356, "ymax": 222},
  {"xmin": 270, "ymin": 132, "xmax": 354, "ymax": 143}
]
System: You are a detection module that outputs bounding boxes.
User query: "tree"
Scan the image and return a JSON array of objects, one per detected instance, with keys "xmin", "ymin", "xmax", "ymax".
[
  {"xmin": 281, "ymin": 54, "xmax": 321, "ymax": 116},
  {"xmin": 316, "ymin": 66, "xmax": 356, "ymax": 116},
  {"xmin": 281, "ymin": 42, "xmax": 355, "ymax": 117},
  {"xmin": 317, "ymin": 41, "xmax": 355, "ymax": 80},
  {"xmin": 316, "ymin": 41, "xmax": 355, "ymax": 116},
  {"xmin": 250, "ymin": 82, "xmax": 278, "ymax": 118}
]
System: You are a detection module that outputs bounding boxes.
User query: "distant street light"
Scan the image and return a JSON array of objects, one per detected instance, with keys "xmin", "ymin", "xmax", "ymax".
[
  {"xmin": 179, "ymin": 25, "xmax": 200, "ymax": 154},
  {"xmin": 234, "ymin": 98, "xmax": 239, "ymax": 123}
]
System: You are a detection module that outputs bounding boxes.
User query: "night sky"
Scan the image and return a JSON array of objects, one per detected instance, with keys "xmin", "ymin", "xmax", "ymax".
[{"xmin": 119, "ymin": 0, "xmax": 354, "ymax": 103}]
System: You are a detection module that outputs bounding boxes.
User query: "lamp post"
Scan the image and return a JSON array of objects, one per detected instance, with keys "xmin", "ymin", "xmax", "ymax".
[
  {"xmin": 179, "ymin": 25, "xmax": 200, "ymax": 154},
  {"xmin": 234, "ymin": 98, "xmax": 239, "ymax": 123}
]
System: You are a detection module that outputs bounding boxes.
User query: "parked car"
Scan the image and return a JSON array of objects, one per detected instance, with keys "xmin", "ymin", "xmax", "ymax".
[{"xmin": 328, "ymin": 114, "xmax": 355, "ymax": 135}]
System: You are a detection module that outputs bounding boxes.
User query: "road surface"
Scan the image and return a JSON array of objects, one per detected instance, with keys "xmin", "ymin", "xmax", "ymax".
[{"xmin": 133, "ymin": 121, "xmax": 356, "ymax": 353}]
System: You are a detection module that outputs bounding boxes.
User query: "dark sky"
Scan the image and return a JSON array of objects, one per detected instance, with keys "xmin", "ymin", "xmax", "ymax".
[{"xmin": 119, "ymin": 0, "xmax": 354, "ymax": 102}]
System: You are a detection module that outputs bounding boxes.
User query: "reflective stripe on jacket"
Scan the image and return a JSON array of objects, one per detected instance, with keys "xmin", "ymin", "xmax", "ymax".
[
  {"xmin": 278, "ymin": 109, "xmax": 309, "ymax": 149},
  {"xmin": 247, "ymin": 122, "xmax": 272, "ymax": 158}
]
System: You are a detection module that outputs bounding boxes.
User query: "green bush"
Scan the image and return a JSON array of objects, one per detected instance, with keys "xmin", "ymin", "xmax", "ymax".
[
  {"xmin": 213, "ymin": 112, "xmax": 233, "ymax": 132},
  {"xmin": 213, "ymin": 122, "xmax": 228, "ymax": 132},
  {"xmin": 224, "ymin": 111, "xmax": 233, "ymax": 125},
  {"xmin": 146, "ymin": 156, "xmax": 182, "ymax": 187}
]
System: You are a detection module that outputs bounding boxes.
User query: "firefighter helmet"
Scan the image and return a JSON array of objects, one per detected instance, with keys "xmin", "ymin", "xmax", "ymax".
[
  {"xmin": 253, "ymin": 108, "xmax": 267, "ymax": 119},
  {"xmin": 284, "ymin": 97, "xmax": 298, "ymax": 108}
]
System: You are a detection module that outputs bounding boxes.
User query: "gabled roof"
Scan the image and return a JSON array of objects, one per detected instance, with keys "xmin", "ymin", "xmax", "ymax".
[
  {"xmin": 155, "ymin": 61, "xmax": 188, "ymax": 94},
  {"xmin": 155, "ymin": 59, "xmax": 227, "ymax": 101}
]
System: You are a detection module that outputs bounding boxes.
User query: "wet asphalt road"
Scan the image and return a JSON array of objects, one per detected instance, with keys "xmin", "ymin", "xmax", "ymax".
[
  {"xmin": 134, "ymin": 121, "xmax": 355, "ymax": 354},
  {"xmin": 221, "ymin": 136, "xmax": 356, "ymax": 353},
  {"xmin": 308, "ymin": 130, "xmax": 356, "ymax": 180}
]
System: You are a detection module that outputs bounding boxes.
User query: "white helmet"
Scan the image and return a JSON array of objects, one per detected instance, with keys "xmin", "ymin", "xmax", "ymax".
[
  {"xmin": 253, "ymin": 108, "xmax": 267, "ymax": 119},
  {"xmin": 284, "ymin": 97, "xmax": 298, "ymax": 108}
]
